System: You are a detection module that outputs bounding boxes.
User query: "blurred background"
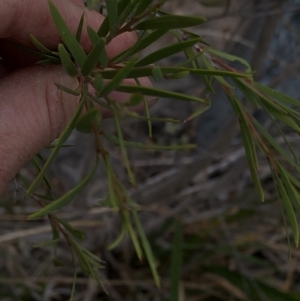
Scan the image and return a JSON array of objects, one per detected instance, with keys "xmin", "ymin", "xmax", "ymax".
[{"xmin": 1, "ymin": 0, "xmax": 300, "ymax": 300}]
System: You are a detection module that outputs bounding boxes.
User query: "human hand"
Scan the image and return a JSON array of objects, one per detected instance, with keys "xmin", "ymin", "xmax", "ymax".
[{"xmin": 0, "ymin": 0, "xmax": 151, "ymax": 194}]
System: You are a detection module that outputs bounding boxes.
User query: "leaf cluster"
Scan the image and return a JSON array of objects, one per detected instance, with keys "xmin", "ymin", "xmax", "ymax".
[{"xmin": 20, "ymin": 0, "xmax": 300, "ymax": 294}]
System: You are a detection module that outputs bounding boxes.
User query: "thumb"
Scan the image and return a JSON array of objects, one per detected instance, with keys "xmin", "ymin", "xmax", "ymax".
[{"xmin": 0, "ymin": 65, "xmax": 80, "ymax": 194}]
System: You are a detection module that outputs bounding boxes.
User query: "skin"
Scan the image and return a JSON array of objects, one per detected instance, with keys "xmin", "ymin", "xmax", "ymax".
[{"xmin": 0, "ymin": 0, "xmax": 151, "ymax": 194}]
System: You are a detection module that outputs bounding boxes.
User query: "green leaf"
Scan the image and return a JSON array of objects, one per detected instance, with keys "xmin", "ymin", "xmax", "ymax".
[
  {"xmin": 105, "ymin": 0, "xmax": 118, "ymax": 38},
  {"xmin": 100, "ymin": 58, "xmax": 137, "ymax": 97},
  {"xmin": 207, "ymin": 48, "xmax": 252, "ymax": 73},
  {"xmin": 151, "ymin": 66, "xmax": 165, "ymax": 81},
  {"xmin": 30, "ymin": 34, "xmax": 53, "ymax": 55},
  {"xmin": 184, "ymin": 99, "xmax": 211, "ymax": 122},
  {"xmin": 103, "ymin": 155, "xmax": 118, "ymax": 209},
  {"xmin": 97, "ymin": 14, "xmax": 110, "ymax": 38},
  {"xmin": 56, "ymin": 217, "xmax": 86, "ymax": 241},
  {"xmin": 81, "ymin": 38, "xmax": 106, "ymax": 76},
  {"xmin": 87, "ymin": 26, "xmax": 108, "ymax": 69},
  {"xmin": 55, "ymin": 83, "xmax": 81, "ymax": 96},
  {"xmin": 134, "ymin": 15, "xmax": 206, "ymax": 30},
  {"xmin": 75, "ymin": 108, "xmax": 102, "ymax": 133},
  {"xmin": 124, "ymin": 93, "xmax": 144, "ymax": 107},
  {"xmin": 276, "ymin": 177, "xmax": 299, "ymax": 246},
  {"xmin": 166, "ymin": 71, "xmax": 190, "ymax": 79},
  {"xmin": 99, "ymin": 66, "xmax": 251, "ymax": 80},
  {"xmin": 76, "ymin": 13, "xmax": 85, "ymax": 42},
  {"xmin": 33, "ymin": 238, "xmax": 60, "ymax": 248},
  {"xmin": 252, "ymin": 118, "xmax": 300, "ymax": 171},
  {"xmin": 226, "ymin": 93, "xmax": 264, "ymax": 202},
  {"xmin": 28, "ymin": 157, "xmax": 99, "ymax": 219},
  {"xmin": 170, "ymin": 221, "xmax": 183, "ymax": 301},
  {"xmin": 112, "ymin": 108, "xmax": 135, "ymax": 185},
  {"xmin": 107, "ymin": 224, "xmax": 127, "ymax": 250},
  {"xmin": 133, "ymin": 211, "xmax": 160, "ymax": 287},
  {"xmin": 58, "ymin": 44, "xmax": 79, "ymax": 77},
  {"xmin": 49, "ymin": 1, "xmax": 86, "ymax": 67},
  {"xmin": 277, "ymin": 164, "xmax": 300, "ymax": 235},
  {"xmin": 135, "ymin": 38, "xmax": 202, "ymax": 67},
  {"xmin": 124, "ymin": 211, "xmax": 143, "ymax": 260},
  {"xmin": 26, "ymin": 87, "xmax": 88, "ymax": 195},
  {"xmin": 134, "ymin": 0, "xmax": 154, "ymax": 16},
  {"xmin": 94, "ymin": 74, "xmax": 105, "ymax": 94},
  {"xmin": 113, "ymin": 29, "xmax": 168, "ymax": 64},
  {"xmin": 28, "ymin": 158, "xmax": 99, "ymax": 219},
  {"xmin": 201, "ymin": 53, "xmax": 234, "ymax": 89},
  {"xmin": 104, "ymin": 133, "xmax": 196, "ymax": 150},
  {"xmin": 256, "ymin": 83, "xmax": 300, "ymax": 106},
  {"xmin": 115, "ymin": 84, "xmax": 208, "ymax": 104}
]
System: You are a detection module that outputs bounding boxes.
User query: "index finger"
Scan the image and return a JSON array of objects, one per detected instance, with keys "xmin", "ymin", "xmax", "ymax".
[{"xmin": 0, "ymin": 0, "xmax": 137, "ymax": 59}]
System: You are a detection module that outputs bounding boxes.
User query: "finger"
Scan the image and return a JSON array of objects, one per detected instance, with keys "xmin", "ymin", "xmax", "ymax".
[
  {"xmin": 0, "ymin": 0, "xmax": 137, "ymax": 61},
  {"xmin": 0, "ymin": 65, "xmax": 152, "ymax": 194},
  {"xmin": 0, "ymin": 65, "xmax": 79, "ymax": 193}
]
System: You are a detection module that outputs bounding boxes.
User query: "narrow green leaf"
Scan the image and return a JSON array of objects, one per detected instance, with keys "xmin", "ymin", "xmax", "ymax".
[
  {"xmin": 115, "ymin": 84, "xmax": 208, "ymax": 103},
  {"xmin": 112, "ymin": 108, "xmax": 135, "ymax": 185},
  {"xmin": 256, "ymin": 83, "xmax": 300, "ymax": 106},
  {"xmin": 113, "ymin": 29, "xmax": 168, "ymax": 64},
  {"xmin": 240, "ymin": 121, "xmax": 264, "ymax": 202},
  {"xmin": 14, "ymin": 41, "xmax": 60, "ymax": 61},
  {"xmin": 49, "ymin": 1, "xmax": 86, "ymax": 67},
  {"xmin": 124, "ymin": 93, "xmax": 144, "ymax": 107},
  {"xmin": 76, "ymin": 13, "xmax": 85, "ymax": 42},
  {"xmin": 134, "ymin": 15, "xmax": 206, "ymax": 30},
  {"xmin": 105, "ymin": 0, "xmax": 118, "ymax": 38},
  {"xmin": 81, "ymin": 38, "xmax": 106, "ymax": 76},
  {"xmin": 26, "ymin": 87, "xmax": 88, "ymax": 195},
  {"xmin": 30, "ymin": 34, "xmax": 53, "ymax": 55},
  {"xmin": 134, "ymin": 0, "xmax": 154, "ymax": 16},
  {"xmin": 75, "ymin": 108, "xmax": 102, "ymax": 133},
  {"xmin": 207, "ymin": 48, "xmax": 252, "ymax": 73},
  {"xmin": 87, "ymin": 26, "xmax": 99, "ymax": 45},
  {"xmin": 278, "ymin": 164, "xmax": 300, "ymax": 221},
  {"xmin": 87, "ymin": 26, "xmax": 108, "ymax": 68},
  {"xmin": 253, "ymin": 118, "xmax": 300, "ymax": 172},
  {"xmin": 31, "ymin": 156, "xmax": 51, "ymax": 190},
  {"xmin": 135, "ymin": 38, "xmax": 202, "ymax": 67},
  {"xmin": 170, "ymin": 221, "xmax": 183, "ymax": 301},
  {"xmin": 97, "ymin": 14, "xmax": 110, "ymax": 38},
  {"xmin": 28, "ymin": 157, "xmax": 99, "ymax": 219},
  {"xmin": 185, "ymin": 99, "xmax": 211, "ymax": 122},
  {"xmin": 232, "ymin": 78, "xmax": 260, "ymax": 108},
  {"xmin": 151, "ymin": 66, "xmax": 165, "ymax": 81},
  {"xmin": 201, "ymin": 53, "xmax": 234, "ymax": 89},
  {"xmin": 100, "ymin": 58, "xmax": 137, "ymax": 97},
  {"xmin": 133, "ymin": 211, "xmax": 160, "ymax": 287},
  {"xmin": 167, "ymin": 71, "xmax": 190, "ymax": 79},
  {"xmin": 58, "ymin": 44, "xmax": 79, "ymax": 77},
  {"xmin": 277, "ymin": 177, "xmax": 299, "ymax": 246},
  {"xmin": 70, "ymin": 268, "xmax": 77, "ymax": 301},
  {"xmin": 99, "ymin": 66, "xmax": 250, "ymax": 80},
  {"xmin": 55, "ymin": 83, "xmax": 81, "ymax": 96},
  {"xmin": 103, "ymin": 155, "xmax": 118, "ymax": 209},
  {"xmin": 33, "ymin": 239, "xmax": 60, "ymax": 248},
  {"xmin": 124, "ymin": 211, "xmax": 143, "ymax": 260},
  {"xmin": 104, "ymin": 133, "xmax": 196, "ymax": 150},
  {"xmin": 264, "ymin": 103, "xmax": 300, "ymax": 133},
  {"xmin": 107, "ymin": 224, "xmax": 127, "ymax": 250},
  {"xmin": 56, "ymin": 217, "xmax": 85, "ymax": 241},
  {"xmin": 227, "ymin": 93, "xmax": 264, "ymax": 201}
]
